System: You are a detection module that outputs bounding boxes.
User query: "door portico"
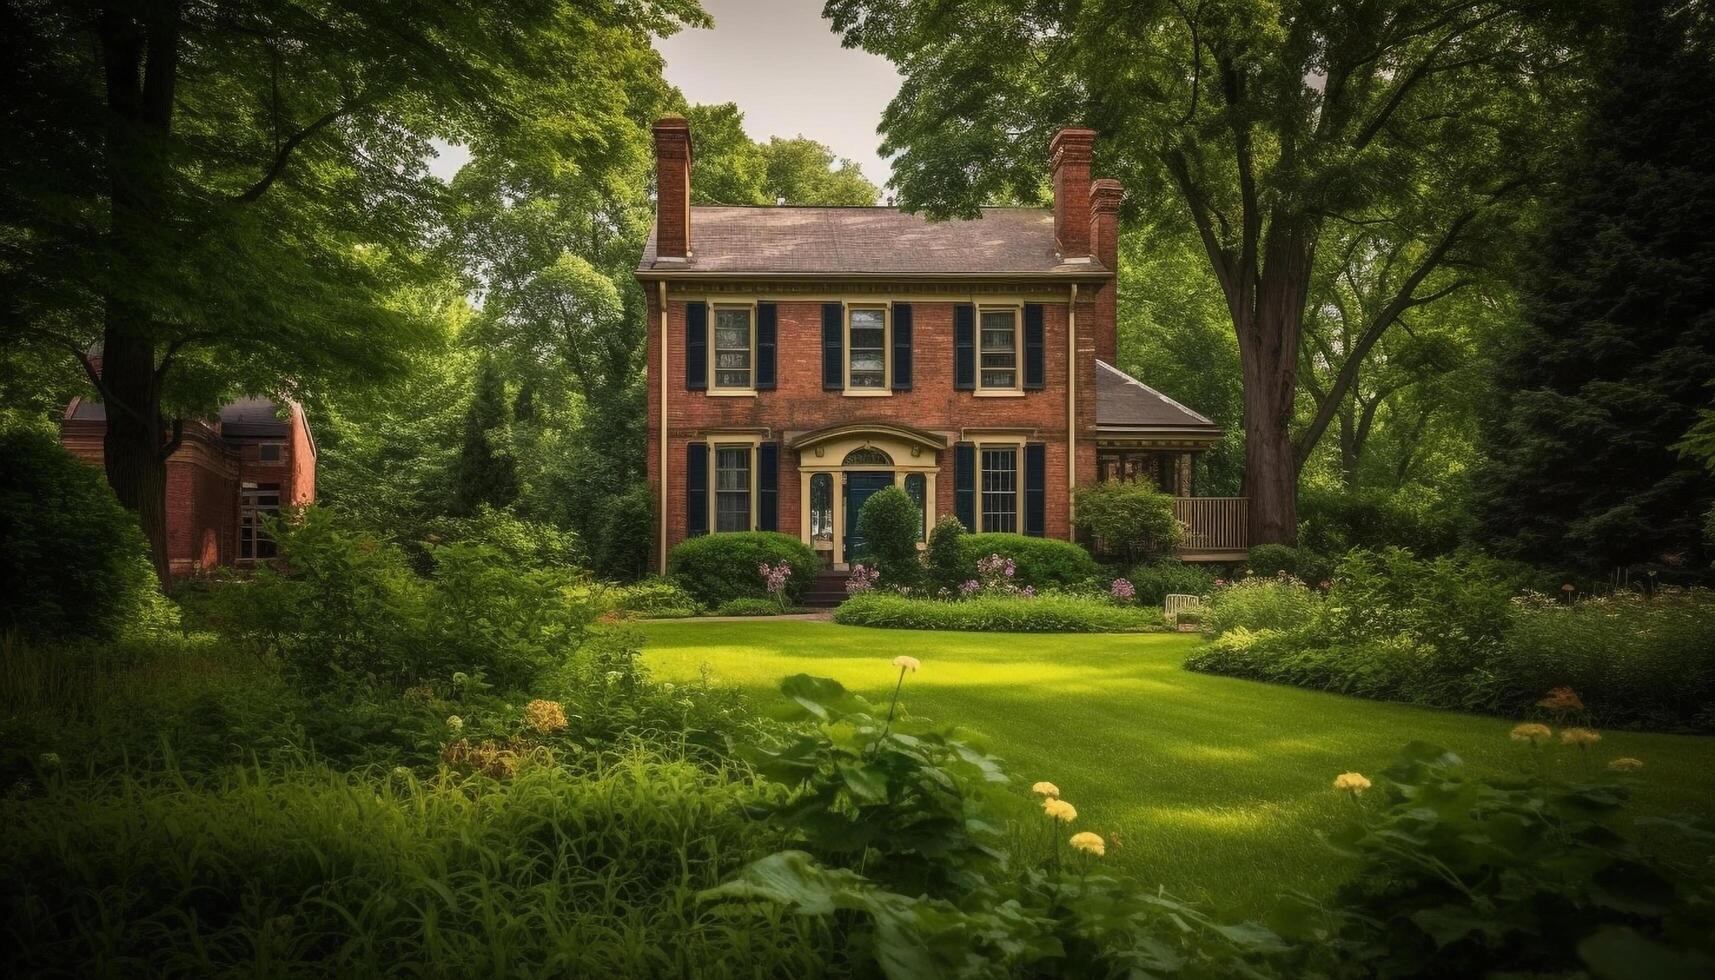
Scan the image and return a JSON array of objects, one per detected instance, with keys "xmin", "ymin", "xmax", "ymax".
[{"xmin": 790, "ymin": 423, "xmax": 945, "ymax": 568}]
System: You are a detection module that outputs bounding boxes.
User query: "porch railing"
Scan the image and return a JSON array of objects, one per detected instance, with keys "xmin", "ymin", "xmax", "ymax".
[{"xmin": 1174, "ymin": 497, "xmax": 1249, "ymax": 554}]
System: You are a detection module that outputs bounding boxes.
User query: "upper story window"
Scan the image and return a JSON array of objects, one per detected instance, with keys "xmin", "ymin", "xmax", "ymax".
[
  {"xmin": 847, "ymin": 307, "xmax": 887, "ymax": 389},
  {"xmin": 713, "ymin": 306, "xmax": 754, "ymax": 390},
  {"xmin": 979, "ymin": 308, "xmax": 1019, "ymax": 390},
  {"xmin": 258, "ymin": 443, "xmax": 283, "ymax": 463}
]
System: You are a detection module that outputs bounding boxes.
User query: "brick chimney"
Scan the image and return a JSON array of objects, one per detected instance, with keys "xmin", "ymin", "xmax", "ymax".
[
  {"xmin": 652, "ymin": 116, "xmax": 693, "ymax": 261},
  {"xmin": 1090, "ymin": 178, "xmax": 1123, "ymax": 364},
  {"xmin": 1050, "ymin": 127, "xmax": 1096, "ymax": 261}
]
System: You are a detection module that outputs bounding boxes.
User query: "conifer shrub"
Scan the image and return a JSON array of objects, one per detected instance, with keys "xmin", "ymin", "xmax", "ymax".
[{"xmin": 856, "ymin": 485, "xmax": 922, "ymax": 585}]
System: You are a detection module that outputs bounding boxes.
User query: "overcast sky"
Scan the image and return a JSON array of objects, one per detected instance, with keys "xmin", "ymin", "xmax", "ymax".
[{"xmin": 656, "ymin": 0, "xmax": 902, "ymax": 190}]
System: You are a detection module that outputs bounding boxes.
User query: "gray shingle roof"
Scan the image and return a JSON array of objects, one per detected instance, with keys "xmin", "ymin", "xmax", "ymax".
[
  {"xmin": 638, "ymin": 206, "xmax": 1110, "ymax": 277},
  {"xmin": 1096, "ymin": 361, "xmax": 1223, "ymax": 434}
]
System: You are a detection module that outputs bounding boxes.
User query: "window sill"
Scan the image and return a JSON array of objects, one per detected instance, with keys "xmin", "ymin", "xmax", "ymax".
[
  {"xmin": 973, "ymin": 389, "xmax": 1027, "ymax": 398},
  {"xmin": 706, "ymin": 389, "xmax": 758, "ymax": 398},
  {"xmin": 841, "ymin": 389, "xmax": 892, "ymax": 398}
]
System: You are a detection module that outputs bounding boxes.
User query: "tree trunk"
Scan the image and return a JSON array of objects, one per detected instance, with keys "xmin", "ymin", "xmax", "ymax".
[
  {"xmin": 1234, "ymin": 216, "xmax": 1314, "ymax": 546},
  {"xmin": 98, "ymin": 7, "xmax": 180, "ymax": 583}
]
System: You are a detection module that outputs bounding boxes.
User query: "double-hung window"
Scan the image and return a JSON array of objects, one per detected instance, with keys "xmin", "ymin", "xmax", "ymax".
[
  {"xmin": 714, "ymin": 446, "xmax": 752, "ymax": 532},
  {"xmin": 847, "ymin": 307, "xmax": 887, "ymax": 389},
  {"xmin": 980, "ymin": 447, "xmax": 1019, "ymax": 532},
  {"xmin": 240, "ymin": 483, "xmax": 282, "ymax": 560},
  {"xmin": 979, "ymin": 308, "xmax": 1019, "ymax": 390},
  {"xmin": 713, "ymin": 307, "xmax": 754, "ymax": 390}
]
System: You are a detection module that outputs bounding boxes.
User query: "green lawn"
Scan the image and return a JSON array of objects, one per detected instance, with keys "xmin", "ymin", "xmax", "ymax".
[{"xmin": 640, "ymin": 619, "xmax": 1715, "ymax": 917}]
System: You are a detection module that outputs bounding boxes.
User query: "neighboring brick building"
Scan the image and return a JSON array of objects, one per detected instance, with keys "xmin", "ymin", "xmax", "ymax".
[
  {"xmin": 638, "ymin": 117, "xmax": 1239, "ymax": 573},
  {"xmin": 60, "ymin": 396, "xmax": 316, "ymax": 576}
]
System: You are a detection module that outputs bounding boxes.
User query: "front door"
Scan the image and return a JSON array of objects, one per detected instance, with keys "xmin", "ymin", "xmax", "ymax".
[{"xmin": 842, "ymin": 472, "xmax": 894, "ymax": 562}]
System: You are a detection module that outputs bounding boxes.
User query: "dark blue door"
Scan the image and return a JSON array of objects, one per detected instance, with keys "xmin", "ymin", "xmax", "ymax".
[{"xmin": 843, "ymin": 473, "xmax": 894, "ymax": 561}]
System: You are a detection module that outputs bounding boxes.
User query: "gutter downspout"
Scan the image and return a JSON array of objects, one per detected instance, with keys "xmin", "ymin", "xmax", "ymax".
[
  {"xmin": 1067, "ymin": 283, "xmax": 1078, "ymax": 537},
  {"xmin": 658, "ymin": 280, "xmax": 670, "ymax": 575}
]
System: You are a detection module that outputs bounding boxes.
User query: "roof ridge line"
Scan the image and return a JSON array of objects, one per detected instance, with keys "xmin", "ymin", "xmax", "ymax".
[{"xmin": 1096, "ymin": 360, "xmax": 1218, "ymax": 426}]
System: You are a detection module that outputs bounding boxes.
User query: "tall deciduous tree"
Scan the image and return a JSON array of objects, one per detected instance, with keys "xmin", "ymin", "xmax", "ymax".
[
  {"xmin": 1, "ymin": 0, "xmax": 705, "ymax": 579},
  {"xmin": 1474, "ymin": 0, "xmax": 1715, "ymax": 575},
  {"xmin": 825, "ymin": 0, "xmax": 1572, "ymax": 542},
  {"xmin": 685, "ymin": 103, "xmax": 879, "ymax": 206}
]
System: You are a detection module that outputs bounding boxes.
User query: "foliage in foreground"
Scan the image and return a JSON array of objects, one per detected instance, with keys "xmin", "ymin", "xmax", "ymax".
[
  {"xmin": 0, "ymin": 429, "xmax": 169, "ymax": 642},
  {"xmin": 668, "ymin": 532, "xmax": 820, "ymax": 608},
  {"xmin": 1, "ymin": 752, "xmax": 829, "ymax": 978},
  {"xmin": 1187, "ymin": 550, "xmax": 1715, "ymax": 731},
  {"xmin": 834, "ymin": 591, "xmax": 1164, "ymax": 633}
]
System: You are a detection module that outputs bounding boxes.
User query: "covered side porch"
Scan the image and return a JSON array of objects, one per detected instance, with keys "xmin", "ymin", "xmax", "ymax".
[{"xmin": 1095, "ymin": 361, "xmax": 1246, "ymax": 562}]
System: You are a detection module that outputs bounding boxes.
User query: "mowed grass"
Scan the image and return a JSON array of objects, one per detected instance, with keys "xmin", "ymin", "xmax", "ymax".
[{"xmin": 641, "ymin": 620, "xmax": 1715, "ymax": 917}]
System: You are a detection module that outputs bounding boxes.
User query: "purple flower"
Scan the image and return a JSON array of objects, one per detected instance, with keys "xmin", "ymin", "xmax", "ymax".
[
  {"xmin": 1021, "ymin": 586, "xmax": 1036, "ymax": 598},
  {"xmin": 846, "ymin": 563, "xmax": 881, "ymax": 595},
  {"xmin": 1110, "ymin": 578, "xmax": 1136, "ymax": 601},
  {"xmin": 959, "ymin": 579, "xmax": 981, "ymax": 597}
]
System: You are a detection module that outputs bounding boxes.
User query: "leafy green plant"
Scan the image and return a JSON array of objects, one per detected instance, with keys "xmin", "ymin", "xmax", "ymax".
[
  {"xmin": 1306, "ymin": 742, "xmax": 1715, "ymax": 978},
  {"xmin": 714, "ymin": 597, "xmax": 787, "ymax": 617},
  {"xmin": 1201, "ymin": 575, "xmax": 1319, "ymax": 636},
  {"xmin": 856, "ymin": 485, "xmax": 922, "ymax": 585},
  {"xmin": 0, "ymin": 428, "xmax": 168, "ymax": 642},
  {"xmin": 419, "ymin": 504, "xmax": 584, "ymax": 571},
  {"xmin": 668, "ymin": 532, "xmax": 819, "ymax": 608},
  {"xmin": 835, "ymin": 591, "xmax": 1165, "ymax": 633},
  {"xmin": 605, "ymin": 577, "xmax": 701, "ymax": 619},
  {"xmin": 1074, "ymin": 480, "xmax": 1184, "ymax": 564},
  {"xmin": 1246, "ymin": 543, "xmax": 1332, "ymax": 586},
  {"xmin": 925, "ymin": 515, "xmax": 966, "ymax": 590},
  {"xmin": 1497, "ymin": 589, "xmax": 1715, "ymax": 732},
  {"xmin": 954, "ymin": 533, "xmax": 1099, "ymax": 590},
  {"xmin": 1129, "ymin": 558, "xmax": 1217, "ymax": 605}
]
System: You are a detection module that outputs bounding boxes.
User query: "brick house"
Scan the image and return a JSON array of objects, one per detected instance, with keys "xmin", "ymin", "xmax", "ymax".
[
  {"xmin": 60, "ymin": 395, "xmax": 316, "ymax": 576},
  {"xmin": 638, "ymin": 117, "xmax": 1243, "ymax": 574}
]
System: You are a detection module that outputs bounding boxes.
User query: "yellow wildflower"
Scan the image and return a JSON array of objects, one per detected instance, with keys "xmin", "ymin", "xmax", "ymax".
[
  {"xmin": 524, "ymin": 699, "xmax": 569, "ymax": 735},
  {"xmin": 1043, "ymin": 798, "xmax": 1077, "ymax": 823},
  {"xmin": 1607, "ymin": 757, "xmax": 1644, "ymax": 772},
  {"xmin": 1069, "ymin": 832, "xmax": 1106, "ymax": 857},
  {"xmin": 892, "ymin": 655, "xmax": 921, "ymax": 673},
  {"xmin": 1333, "ymin": 772, "xmax": 1371, "ymax": 794},
  {"xmin": 1031, "ymin": 781, "xmax": 1060, "ymax": 798},
  {"xmin": 1560, "ymin": 727, "xmax": 1601, "ymax": 747},
  {"xmin": 1509, "ymin": 723, "xmax": 1553, "ymax": 745}
]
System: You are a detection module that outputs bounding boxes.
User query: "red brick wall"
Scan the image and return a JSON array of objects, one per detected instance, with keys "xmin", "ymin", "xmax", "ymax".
[
  {"xmin": 289, "ymin": 402, "xmax": 317, "ymax": 506},
  {"xmin": 166, "ymin": 439, "xmax": 238, "ymax": 575},
  {"xmin": 646, "ymin": 289, "xmax": 1102, "ymax": 568}
]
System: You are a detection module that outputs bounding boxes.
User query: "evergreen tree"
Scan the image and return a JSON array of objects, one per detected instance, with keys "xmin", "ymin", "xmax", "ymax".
[
  {"xmin": 1474, "ymin": 0, "xmax": 1715, "ymax": 575},
  {"xmin": 453, "ymin": 357, "xmax": 518, "ymax": 515}
]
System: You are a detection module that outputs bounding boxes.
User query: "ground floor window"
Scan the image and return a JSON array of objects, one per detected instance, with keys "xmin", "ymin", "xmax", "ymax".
[
  {"xmin": 240, "ymin": 483, "xmax": 281, "ymax": 560},
  {"xmin": 714, "ymin": 446, "xmax": 752, "ymax": 532},
  {"xmin": 810, "ymin": 472, "xmax": 833, "ymax": 541},
  {"xmin": 904, "ymin": 472, "xmax": 927, "ymax": 539},
  {"xmin": 980, "ymin": 448, "xmax": 1018, "ymax": 532}
]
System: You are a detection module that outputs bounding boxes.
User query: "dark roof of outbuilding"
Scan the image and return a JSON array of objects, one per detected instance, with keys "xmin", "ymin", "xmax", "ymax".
[
  {"xmin": 638, "ymin": 206, "xmax": 1110, "ymax": 278},
  {"xmin": 1096, "ymin": 360, "xmax": 1223, "ymax": 435},
  {"xmin": 64, "ymin": 395, "xmax": 290, "ymax": 438}
]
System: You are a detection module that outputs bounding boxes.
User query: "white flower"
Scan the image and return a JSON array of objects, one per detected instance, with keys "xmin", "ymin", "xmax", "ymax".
[{"xmin": 892, "ymin": 655, "xmax": 920, "ymax": 673}]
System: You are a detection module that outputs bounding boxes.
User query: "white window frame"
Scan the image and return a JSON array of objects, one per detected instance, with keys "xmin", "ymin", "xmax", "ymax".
[
  {"xmin": 975, "ymin": 439, "xmax": 1026, "ymax": 533},
  {"xmin": 975, "ymin": 305, "xmax": 1023, "ymax": 395},
  {"xmin": 708, "ymin": 438, "xmax": 761, "ymax": 533},
  {"xmin": 844, "ymin": 303, "xmax": 891, "ymax": 396},
  {"xmin": 709, "ymin": 303, "xmax": 757, "ymax": 394}
]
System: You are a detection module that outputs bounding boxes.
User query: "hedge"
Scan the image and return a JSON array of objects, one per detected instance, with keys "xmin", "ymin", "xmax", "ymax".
[
  {"xmin": 954, "ymin": 533, "xmax": 1099, "ymax": 590},
  {"xmin": 834, "ymin": 592, "xmax": 1164, "ymax": 633},
  {"xmin": 667, "ymin": 532, "xmax": 819, "ymax": 608}
]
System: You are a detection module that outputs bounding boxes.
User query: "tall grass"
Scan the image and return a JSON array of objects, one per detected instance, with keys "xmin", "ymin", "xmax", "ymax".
[{"xmin": 3, "ymin": 750, "xmax": 830, "ymax": 977}]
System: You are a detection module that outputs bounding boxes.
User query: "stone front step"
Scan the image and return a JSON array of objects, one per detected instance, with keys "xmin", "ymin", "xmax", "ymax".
[{"xmin": 802, "ymin": 570, "xmax": 851, "ymax": 608}]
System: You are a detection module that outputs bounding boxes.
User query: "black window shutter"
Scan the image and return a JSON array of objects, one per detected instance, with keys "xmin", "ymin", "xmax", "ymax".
[
  {"xmin": 955, "ymin": 442, "xmax": 976, "ymax": 531},
  {"xmin": 686, "ymin": 442, "xmax": 708, "ymax": 537},
  {"xmin": 685, "ymin": 302, "xmax": 708, "ymax": 390},
  {"xmin": 822, "ymin": 303, "xmax": 844, "ymax": 390},
  {"xmin": 953, "ymin": 305, "xmax": 975, "ymax": 390},
  {"xmin": 755, "ymin": 303, "xmax": 777, "ymax": 389},
  {"xmin": 891, "ymin": 304, "xmax": 913, "ymax": 390},
  {"xmin": 758, "ymin": 442, "xmax": 779, "ymax": 531},
  {"xmin": 1024, "ymin": 304, "xmax": 1045, "ymax": 390},
  {"xmin": 1025, "ymin": 442, "xmax": 1046, "ymax": 537}
]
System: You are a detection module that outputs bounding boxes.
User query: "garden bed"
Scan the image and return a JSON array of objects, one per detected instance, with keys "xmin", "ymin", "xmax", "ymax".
[{"xmin": 833, "ymin": 591, "xmax": 1165, "ymax": 633}]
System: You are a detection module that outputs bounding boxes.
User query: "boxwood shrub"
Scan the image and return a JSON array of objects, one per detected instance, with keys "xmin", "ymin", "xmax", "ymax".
[
  {"xmin": 954, "ymin": 533, "xmax": 1099, "ymax": 590},
  {"xmin": 1129, "ymin": 559, "xmax": 1218, "ymax": 605},
  {"xmin": 668, "ymin": 532, "xmax": 819, "ymax": 608},
  {"xmin": 834, "ymin": 592, "xmax": 1164, "ymax": 633}
]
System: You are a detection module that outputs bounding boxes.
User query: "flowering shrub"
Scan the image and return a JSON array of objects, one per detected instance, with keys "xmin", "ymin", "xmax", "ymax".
[
  {"xmin": 954, "ymin": 533, "xmax": 1099, "ymax": 590},
  {"xmin": 1109, "ymin": 577, "xmax": 1136, "ymax": 602},
  {"xmin": 758, "ymin": 560, "xmax": 793, "ymax": 610},
  {"xmin": 667, "ymin": 532, "xmax": 818, "ymax": 607},
  {"xmin": 845, "ymin": 563, "xmax": 881, "ymax": 594}
]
